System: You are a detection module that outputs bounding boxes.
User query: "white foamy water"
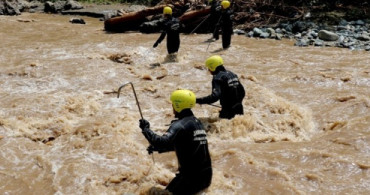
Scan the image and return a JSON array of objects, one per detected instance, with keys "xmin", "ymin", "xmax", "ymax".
[{"xmin": 0, "ymin": 13, "xmax": 369, "ymax": 194}]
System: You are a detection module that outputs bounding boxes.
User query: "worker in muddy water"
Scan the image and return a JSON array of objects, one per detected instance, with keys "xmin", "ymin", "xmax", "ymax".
[
  {"xmin": 153, "ymin": 6, "xmax": 181, "ymax": 63},
  {"xmin": 139, "ymin": 89, "xmax": 212, "ymax": 195},
  {"xmin": 207, "ymin": 0, "xmax": 221, "ymax": 42},
  {"xmin": 212, "ymin": 0, "xmax": 233, "ymax": 49},
  {"xmin": 196, "ymin": 55, "xmax": 245, "ymax": 119}
]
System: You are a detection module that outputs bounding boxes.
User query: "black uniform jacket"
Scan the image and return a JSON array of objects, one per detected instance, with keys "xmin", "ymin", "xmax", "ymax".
[
  {"xmin": 197, "ymin": 66, "xmax": 245, "ymax": 114},
  {"xmin": 220, "ymin": 9, "xmax": 233, "ymax": 34},
  {"xmin": 155, "ymin": 17, "xmax": 181, "ymax": 54},
  {"xmin": 141, "ymin": 109, "xmax": 212, "ymax": 175}
]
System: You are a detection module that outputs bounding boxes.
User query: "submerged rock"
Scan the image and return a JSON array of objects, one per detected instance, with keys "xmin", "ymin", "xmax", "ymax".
[{"xmin": 69, "ymin": 18, "xmax": 85, "ymax": 24}]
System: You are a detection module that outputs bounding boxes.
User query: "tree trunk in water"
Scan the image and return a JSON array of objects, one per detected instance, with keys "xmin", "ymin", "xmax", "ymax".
[
  {"xmin": 104, "ymin": 5, "xmax": 166, "ymax": 32},
  {"xmin": 180, "ymin": 7, "xmax": 211, "ymax": 33},
  {"xmin": 104, "ymin": 6, "xmax": 211, "ymax": 33}
]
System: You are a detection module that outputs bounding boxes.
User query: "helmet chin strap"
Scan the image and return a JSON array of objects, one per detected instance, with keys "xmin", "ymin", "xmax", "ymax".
[{"xmin": 172, "ymin": 106, "xmax": 178, "ymax": 115}]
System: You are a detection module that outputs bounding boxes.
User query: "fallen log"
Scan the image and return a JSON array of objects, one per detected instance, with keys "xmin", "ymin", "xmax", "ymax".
[
  {"xmin": 179, "ymin": 7, "xmax": 211, "ymax": 33},
  {"xmin": 104, "ymin": 5, "xmax": 211, "ymax": 33},
  {"xmin": 104, "ymin": 5, "xmax": 166, "ymax": 32},
  {"xmin": 179, "ymin": 7, "xmax": 210, "ymax": 23}
]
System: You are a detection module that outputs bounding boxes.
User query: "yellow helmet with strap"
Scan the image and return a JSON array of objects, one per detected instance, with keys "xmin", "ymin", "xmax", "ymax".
[
  {"xmin": 221, "ymin": 0, "xmax": 231, "ymax": 9},
  {"xmin": 205, "ymin": 55, "xmax": 224, "ymax": 72},
  {"xmin": 170, "ymin": 89, "xmax": 196, "ymax": 112},
  {"xmin": 163, "ymin": 6, "xmax": 172, "ymax": 15}
]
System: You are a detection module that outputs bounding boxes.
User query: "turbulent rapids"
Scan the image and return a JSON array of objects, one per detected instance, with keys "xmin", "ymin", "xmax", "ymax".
[{"xmin": 0, "ymin": 13, "xmax": 369, "ymax": 194}]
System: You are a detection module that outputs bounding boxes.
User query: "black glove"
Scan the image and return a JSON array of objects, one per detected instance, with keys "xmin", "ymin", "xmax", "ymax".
[
  {"xmin": 153, "ymin": 42, "xmax": 159, "ymax": 48},
  {"xmin": 139, "ymin": 119, "xmax": 150, "ymax": 130},
  {"xmin": 147, "ymin": 145, "xmax": 155, "ymax": 154}
]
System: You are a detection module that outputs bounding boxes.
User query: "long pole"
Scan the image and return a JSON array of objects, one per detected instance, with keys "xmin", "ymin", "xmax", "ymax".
[
  {"xmin": 208, "ymin": 103, "xmax": 221, "ymax": 108},
  {"xmin": 117, "ymin": 82, "xmax": 144, "ymax": 120},
  {"xmin": 189, "ymin": 14, "xmax": 210, "ymax": 34}
]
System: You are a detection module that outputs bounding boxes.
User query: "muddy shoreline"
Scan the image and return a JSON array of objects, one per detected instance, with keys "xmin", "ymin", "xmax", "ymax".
[{"xmin": 1, "ymin": 0, "xmax": 369, "ymax": 51}]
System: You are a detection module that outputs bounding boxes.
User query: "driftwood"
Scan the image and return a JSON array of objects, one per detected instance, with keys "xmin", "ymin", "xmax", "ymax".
[
  {"xmin": 179, "ymin": 7, "xmax": 210, "ymax": 22},
  {"xmin": 103, "ymin": 0, "xmax": 315, "ymax": 33},
  {"xmin": 104, "ymin": 5, "xmax": 166, "ymax": 32},
  {"xmin": 179, "ymin": 7, "xmax": 211, "ymax": 33},
  {"xmin": 104, "ymin": 4, "xmax": 211, "ymax": 33}
]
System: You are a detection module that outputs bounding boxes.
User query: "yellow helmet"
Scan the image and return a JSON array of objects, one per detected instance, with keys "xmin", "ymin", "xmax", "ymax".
[
  {"xmin": 205, "ymin": 55, "xmax": 224, "ymax": 71},
  {"xmin": 221, "ymin": 1, "xmax": 231, "ymax": 9},
  {"xmin": 170, "ymin": 89, "xmax": 196, "ymax": 112},
  {"xmin": 163, "ymin": 6, "xmax": 172, "ymax": 15}
]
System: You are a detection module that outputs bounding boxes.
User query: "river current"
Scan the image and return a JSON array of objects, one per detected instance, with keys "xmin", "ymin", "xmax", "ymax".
[{"xmin": 0, "ymin": 13, "xmax": 369, "ymax": 194}]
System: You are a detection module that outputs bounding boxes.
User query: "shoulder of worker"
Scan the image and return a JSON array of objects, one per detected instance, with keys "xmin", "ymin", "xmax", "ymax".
[
  {"xmin": 164, "ymin": 17, "xmax": 178, "ymax": 24},
  {"xmin": 168, "ymin": 118, "xmax": 185, "ymax": 129},
  {"xmin": 226, "ymin": 69, "xmax": 238, "ymax": 77},
  {"xmin": 172, "ymin": 17, "xmax": 180, "ymax": 23},
  {"xmin": 213, "ymin": 69, "xmax": 229, "ymax": 79},
  {"xmin": 227, "ymin": 9, "xmax": 234, "ymax": 16},
  {"xmin": 216, "ymin": 69, "xmax": 239, "ymax": 82},
  {"xmin": 170, "ymin": 115, "xmax": 199, "ymax": 130},
  {"xmin": 222, "ymin": 9, "xmax": 233, "ymax": 16}
]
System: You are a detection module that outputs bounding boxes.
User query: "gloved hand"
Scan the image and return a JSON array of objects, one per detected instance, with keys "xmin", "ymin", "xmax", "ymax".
[
  {"xmin": 153, "ymin": 42, "xmax": 159, "ymax": 48},
  {"xmin": 147, "ymin": 145, "xmax": 155, "ymax": 154},
  {"xmin": 139, "ymin": 119, "xmax": 150, "ymax": 130}
]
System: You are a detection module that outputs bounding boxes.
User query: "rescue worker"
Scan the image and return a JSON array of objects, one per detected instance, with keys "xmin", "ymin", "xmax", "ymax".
[
  {"xmin": 213, "ymin": 0, "xmax": 233, "ymax": 49},
  {"xmin": 207, "ymin": 0, "xmax": 221, "ymax": 42},
  {"xmin": 153, "ymin": 6, "xmax": 181, "ymax": 61},
  {"xmin": 196, "ymin": 55, "xmax": 245, "ymax": 119},
  {"xmin": 139, "ymin": 89, "xmax": 212, "ymax": 195}
]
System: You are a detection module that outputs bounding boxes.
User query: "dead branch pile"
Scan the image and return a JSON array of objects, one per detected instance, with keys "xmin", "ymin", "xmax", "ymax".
[
  {"xmin": 231, "ymin": 0, "xmax": 306, "ymax": 30},
  {"xmin": 157, "ymin": 0, "xmax": 308, "ymax": 30},
  {"xmin": 105, "ymin": 0, "xmax": 369, "ymax": 32}
]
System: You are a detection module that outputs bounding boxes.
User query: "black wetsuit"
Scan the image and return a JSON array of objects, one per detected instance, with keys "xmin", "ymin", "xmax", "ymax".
[
  {"xmin": 214, "ymin": 9, "xmax": 233, "ymax": 49},
  {"xmin": 197, "ymin": 66, "xmax": 245, "ymax": 119},
  {"xmin": 209, "ymin": 0, "xmax": 221, "ymax": 38},
  {"xmin": 141, "ymin": 109, "xmax": 212, "ymax": 195},
  {"xmin": 154, "ymin": 16, "xmax": 181, "ymax": 54}
]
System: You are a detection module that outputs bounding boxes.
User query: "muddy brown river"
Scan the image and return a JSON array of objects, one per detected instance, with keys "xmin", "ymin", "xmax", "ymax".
[{"xmin": 0, "ymin": 13, "xmax": 369, "ymax": 194}]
